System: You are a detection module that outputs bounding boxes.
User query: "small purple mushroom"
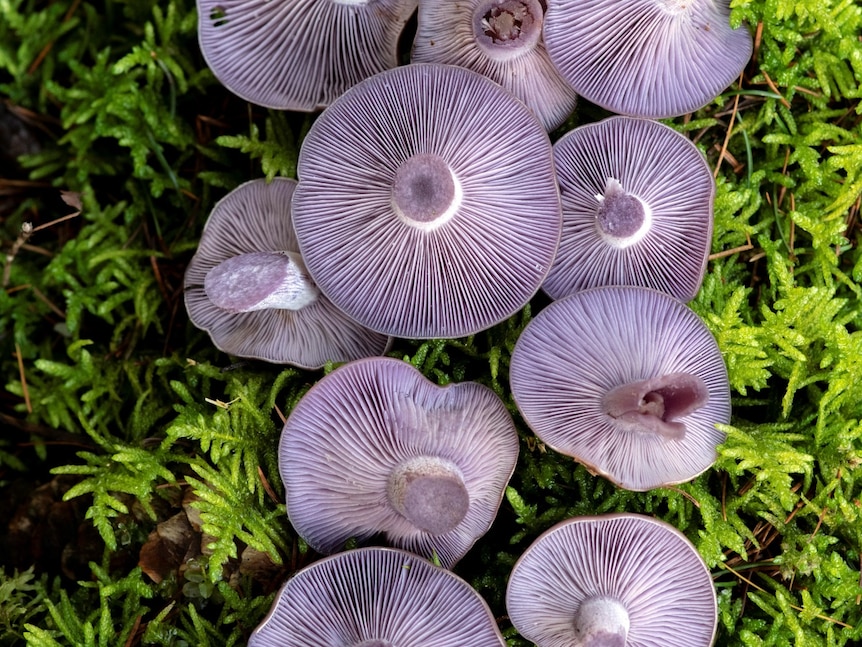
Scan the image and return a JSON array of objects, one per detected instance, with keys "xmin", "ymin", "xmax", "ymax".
[
  {"xmin": 184, "ymin": 178, "xmax": 390, "ymax": 368},
  {"xmin": 291, "ymin": 63, "xmax": 562, "ymax": 339},
  {"xmin": 411, "ymin": 0, "xmax": 578, "ymax": 130},
  {"xmin": 279, "ymin": 356, "xmax": 519, "ymax": 568},
  {"xmin": 509, "ymin": 286, "xmax": 731, "ymax": 491},
  {"xmin": 506, "ymin": 514, "xmax": 717, "ymax": 647},
  {"xmin": 543, "ymin": 0, "xmax": 753, "ymax": 118},
  {"xmin": 197, "ymin": 0, "xmax": 417, "ymax": 110},
  {"xmin": 250, "ymin": 547, "xmax": 506, "ymax": 646},
  {"xmin": 543, "ymin": 116, "xmax": 715, "ymax": 302}
]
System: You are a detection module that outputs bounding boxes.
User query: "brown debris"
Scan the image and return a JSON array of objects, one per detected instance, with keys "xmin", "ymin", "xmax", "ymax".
[
  {"xmin": 138, "ymin": 512, "xmax": 200, "ymax": 584},
  {"xmin": 238, "ymin": 545, "xmax": 281, "ymax": 581},
  {"xmin": 3, "ymin": 475, "xmax": 104, "ymax": 580}
]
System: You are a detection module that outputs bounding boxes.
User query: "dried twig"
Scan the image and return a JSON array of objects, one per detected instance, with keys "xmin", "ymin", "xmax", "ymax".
[
  {"xmin": 708, "ymin": 243, "xmax": 755, "ymax": 261},
  {"xmin": 14, "ymin": 343, "xmax": 32, "ymax": 413},
  {"xmin": 3, "ymin": 190, "xmax": 82, "ymax": 291},
  {"xmin": 761, "ymin": 70, "xmax": 792, "ymax": 109},
  {"xmin": 714, "ymin": 79, "xmax": 743, "ymax": 179},
  {"xmin": 258, "ymin": 466, "xmax": 281, "ymax": 504},
  {"xmin": 31, "ymin": 285, "xmax": 66, "ymax": 319},
  {"xmin": 26, "ymin": 0, "xmax": 83, "ymax": 75},
  {"xmin": 2, "ymin": 222, "xmax": 34, "ymax": 288},
  {"xmin": 204, "ymin": 397, "xmax": 240, "ymax": 409},
  {"xmin": 709, "ymin": 230, "xmax": 755, "ymax": 261},
  {"xmin": 31, "ymin": 210, "xmax": 81, "ymax": 233},
  {"xmin": 662, "ymin": 484, "xmax": 701, "ymax": 508},
  {"xmin": 273, "ymin": 402, "xmax": 287, "ymax": 425},
  {"xmin": 717, "ymin": 562, "xmax": 853, "ymax": 628}
]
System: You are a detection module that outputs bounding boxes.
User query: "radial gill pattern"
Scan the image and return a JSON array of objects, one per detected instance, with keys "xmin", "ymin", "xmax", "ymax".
[
  {"xmin": 506, "ymin": 514, "xmax": 717, "ymax": 647},
  {"xmin": 510, "ymin": 286, "xmax": 731, "ymax": 491},
  {"xmin": 184, "ymin": 178, "xmax": 390, "ymax": 368},
  {"xmin": 279, "ymin": 357, "xmax": 519, "ymax": 568},
  {"xmin": 292, "ymin": 63, "xmax": 562, "ymax": 340},
  {"xmin": 543, "ymin": 116, "xmax": 714, "ymax": 302},
  {"xmin": 249, "ymin": 547, "xmax": 506, "ymax": 646},
  {"xmin": 543, "ymin": 0, "xmax": 753, "ymax": 118},
  {"xmin": 197, "ymin": 0, "xmax": 417, "ymax": 110},
  {"xmin": 411, "ymin": 0, "xmax": 578, "ymax": 130}
]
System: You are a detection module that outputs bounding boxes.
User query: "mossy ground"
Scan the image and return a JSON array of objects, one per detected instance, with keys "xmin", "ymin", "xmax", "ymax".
[{"xmin": 1, "ymin": 0, "xmax": 861, "ymax": 645}]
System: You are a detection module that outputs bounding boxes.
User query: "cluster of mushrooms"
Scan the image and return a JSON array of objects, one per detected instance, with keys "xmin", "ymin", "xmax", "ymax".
[{"xmin": 186, "ymin": 0, "xmax": 753, "ymax": 644}]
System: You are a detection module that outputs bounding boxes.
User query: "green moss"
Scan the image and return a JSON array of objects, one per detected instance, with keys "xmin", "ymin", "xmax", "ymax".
[{"xmin": 1, "ymin": 0, "xmax": 862, "ymax": 644}]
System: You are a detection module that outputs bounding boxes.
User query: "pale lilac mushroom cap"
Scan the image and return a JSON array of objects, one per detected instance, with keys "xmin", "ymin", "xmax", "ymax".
[
  {"xmin": 509, "ymin": 286, "xmax": 730, "ymax": 491},
  {"xmin": 184, "ymin": 178, "xmax": 390, "ymax": 368},
  {"xmin": 543, "ymin": 0, "xmax": 753, "ymax": 118},
  {"xmin": 249, "ymin": 547, "xmax": 506, "ymax": 646},
  {"xmin": 543, "ymin": 116, "xmax": 715, "ymax": 302},
  {"xmin": 291, "ymin": 63, "xmax": 562, "ymax": 339},
  {"xmin": 197, "ymin": 0, "xmax": 417, "ymax": 111},
  {"xmin": 506, "ymin": 514, "xmax": 718, "ymax": 647},
  {"xmin": 411, "ymin": 0, "xmax": 578, "ymax": 131},
  {"xmin": 279, "ymin": 356, "xmax": 519, "ymax": 568}
]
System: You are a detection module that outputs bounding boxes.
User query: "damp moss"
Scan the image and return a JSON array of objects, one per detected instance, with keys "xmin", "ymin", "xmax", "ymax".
[{"xmin": 1, "ymin": 0, "xmax": 861, "ymax": 645}]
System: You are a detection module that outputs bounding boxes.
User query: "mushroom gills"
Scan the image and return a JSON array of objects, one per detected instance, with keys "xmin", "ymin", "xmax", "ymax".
[
  {"xmin": 602, "ymin": 372, "xmax": 709, "ymax": 441},
  {"xmin": 204, "ymin": 250, "xmax": 320, "ymax": 313}
]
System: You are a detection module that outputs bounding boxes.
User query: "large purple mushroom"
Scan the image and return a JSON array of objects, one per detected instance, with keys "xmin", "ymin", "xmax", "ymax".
[
  {"xmin": 543, "ymin": 0, "xmax": 753, "ymax": 118},
  {"xmin": 250, "ymin": 547, "xmax": 506, "ymax": 646},
  {"xmin": 184, "ymin": 178, "xmax": 390, "ymax": 368},
  {"xmin": 509, "ymin": 286, "xmax": 731, "ymax": 491},
  {"xmin": 279, "ymin": 356, "xmax": 519, "ymax": 568},
  {"xmin": 543, "ymin": 116, "xmax": 715, "ymax": 302},
  {"xmin": 197, "ymin": 0, "xmax": 417, "ymax": 110},
  {"xmin": 411, "ymin": 0, "xmax": 578, "ymax": 131},
  {"xmin": 291, "ymin": 63, "xmax": 562, "ymax": 339},
  {"xmin": 506, "ymin": 514, "xmax": 718, "ymax": 647}
]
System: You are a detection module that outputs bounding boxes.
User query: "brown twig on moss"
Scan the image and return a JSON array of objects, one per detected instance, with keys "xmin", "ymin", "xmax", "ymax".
[
  {"xmin": 718, "ymin": 561, "xmax": 853, "ymax": 629},
  {"xmin": 2, "ymin": 221, "xmax": 33, "ymax": 288},
  {"xmin": 714, "ymin": 80, "xmax": 743, "ymax": 179},
  {"xmin": 14, "ymin": 342, "xmax": 31, "ymax": 413},
  {"xmin": 3, "ymin": 192, "xmax": 81, "ymax": 288},
  {"xmin": 26, "ymin": 0, "xmax": 83, "ymax": 75}
]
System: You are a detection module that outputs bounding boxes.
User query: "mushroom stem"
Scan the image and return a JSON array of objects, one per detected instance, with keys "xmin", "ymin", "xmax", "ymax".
[
  {"xmin": 572, "ymin": 595, "xmax": 630, "ymax": 647},
  {"xmin": 353, "ymin": 641, "xmax": 393, "ymax": 647},
  {"xmin": 594, "ymin": 177, "xmax": 652, "ymax": 249},
  {"xmin": 602, "ymin": 372, "xmax": 709, "ymax": 441},
  {"xmin": 387, "ymin": 456, "xmax": 470, "ymax": 535},
  {"xmin": 473, "ymin": 0, "xmax": 544, "ymax": 62},
  {"xmin": 392, "ymin": 153, "xmax": 463, "ymax": 231},
  {"xmin": 204, "ymin": 250, "xmax": 320, "ymax": 313}
]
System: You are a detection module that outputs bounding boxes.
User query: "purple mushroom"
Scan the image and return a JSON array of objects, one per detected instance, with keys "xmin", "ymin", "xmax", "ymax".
[
  {"xmin": 506, "ymin": 514, "xmax": 717, "ymax": 647},
  {"xmin": 509, "ymin": 286, "xmax": 731, "ymax": 491},
  {"xmin": 291, "ymin": 63, "xmax": 562, "ymax": 339},
  {"xmin": 543, "ymin": 0, "xmax": 753, "ymax": 118},
  {"xmin": 250, "ymin": 547, "xmax": 506, "ymax": 646},
  {"xmin": 184, "ymin": 178, "xmax": 390, "ymax": 368},
  {"xmin": 279, "ymin": 356, "xmax": 519, "ymax": 568},
  {"xmin": 543, "ymin": 116, "xmax": 715, "ymax": 302},
  {"xmin": 411, "ymin": 0, "xmax": 578, "ymax": 131},
  {"xmin": 197, "ymin": 0, "xmax": 417, "ymax": 110}
]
